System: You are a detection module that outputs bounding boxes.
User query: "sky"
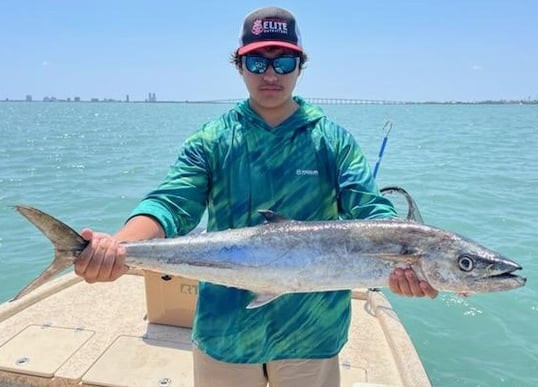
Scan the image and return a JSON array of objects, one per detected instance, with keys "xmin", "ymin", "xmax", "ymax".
[{"xmin": 1, "ymin": 0, "xmax": 537, "ymax": 102}]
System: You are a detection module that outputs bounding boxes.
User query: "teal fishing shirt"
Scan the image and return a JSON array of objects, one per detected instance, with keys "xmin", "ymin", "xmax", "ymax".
[{"xmin": 129, "ymin": 96, "xmax": 396, "ymax": 363}]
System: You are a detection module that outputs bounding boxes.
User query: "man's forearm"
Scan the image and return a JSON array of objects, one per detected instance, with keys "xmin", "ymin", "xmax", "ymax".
[{"xmin": 114, "ymin": 215, "xmax": 165, "ymax": 242}]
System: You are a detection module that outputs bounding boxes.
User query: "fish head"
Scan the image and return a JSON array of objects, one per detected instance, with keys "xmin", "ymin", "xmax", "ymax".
[{"xmin": 416, "ymin": 233, "xmax": 526, "ymax": 294}]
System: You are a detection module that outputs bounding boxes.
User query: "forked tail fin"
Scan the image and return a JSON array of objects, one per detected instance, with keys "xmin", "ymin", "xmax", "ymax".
[{"xmin": 12, "ymin": 205, "xmax": 88, "ymax": 301}]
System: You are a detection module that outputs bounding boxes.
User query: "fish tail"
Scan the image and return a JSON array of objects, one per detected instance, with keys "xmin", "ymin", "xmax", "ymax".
[{"xmin": 12, "ymin": 205, "xmax": 88, "ymax": 301}]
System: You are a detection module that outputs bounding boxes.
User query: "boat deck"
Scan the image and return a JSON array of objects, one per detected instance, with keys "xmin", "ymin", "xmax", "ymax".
[{"xmin": 0, "ymin": 273, "xmax": 430, "ymax": 386}]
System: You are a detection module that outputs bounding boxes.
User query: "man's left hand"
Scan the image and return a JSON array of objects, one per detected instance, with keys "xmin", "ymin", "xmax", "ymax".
[{"xmin": 389, "ymin": 268, "xmax": 438, "ymax": 298}]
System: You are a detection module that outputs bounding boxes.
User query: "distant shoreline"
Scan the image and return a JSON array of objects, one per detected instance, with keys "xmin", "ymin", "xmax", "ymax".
[{"xmin": 1, "ymin": 98, "xmax": 537, "ymax": 105}]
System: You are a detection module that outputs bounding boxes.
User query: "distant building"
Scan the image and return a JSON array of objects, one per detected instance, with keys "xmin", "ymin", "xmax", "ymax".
[
  {"xmin": 90, "ymin": 98, "xmax": 99, "ymax": 102},
  {"xmin": 26, "ymin": 95, "xmax": 32, "ymax": 102},
  {"xmin": 148, "ymin": 92, "xmax": 157, "ymax": 102},
  {"xmin": 74, "ymin": 97, "xmax": 81, "ymax": 102},
  {"xmin": 126, "ymin": 94, "xmax": 130, "ymax": 103}
]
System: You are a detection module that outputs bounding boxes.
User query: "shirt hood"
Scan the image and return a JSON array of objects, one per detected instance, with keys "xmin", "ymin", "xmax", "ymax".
[{"xmin": 232, "ymin": 96, "xmax": 326, "ymax": 136}]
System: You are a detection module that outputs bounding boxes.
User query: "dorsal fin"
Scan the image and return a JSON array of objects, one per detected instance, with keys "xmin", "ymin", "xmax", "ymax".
[{"xmin": 258, "ymin": 210, "xmax": 290, "ymax": 223}]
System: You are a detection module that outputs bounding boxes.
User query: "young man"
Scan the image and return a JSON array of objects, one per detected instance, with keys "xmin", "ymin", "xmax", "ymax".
[{"xmin": 75, "ymin": 7, "xmax": 437, "ymax": 386}]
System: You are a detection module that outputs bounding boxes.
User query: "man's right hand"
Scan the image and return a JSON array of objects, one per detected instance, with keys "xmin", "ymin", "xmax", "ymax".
[{"xmin": 74, "ymin": 228, "xmax": 128, "ymax": 283}]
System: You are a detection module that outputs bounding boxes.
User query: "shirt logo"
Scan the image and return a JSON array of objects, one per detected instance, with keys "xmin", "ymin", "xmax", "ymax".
[{"xmin": 296, "ymin": 169, "xmax": 319, "ymax": 176}]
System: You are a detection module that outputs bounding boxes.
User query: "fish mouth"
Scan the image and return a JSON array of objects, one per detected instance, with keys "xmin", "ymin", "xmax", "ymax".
[
  {"xmin": 485, "ymin": 260, "xmax": 526, "ymax": 284},
  {"xmin": 484, "ymin": 270, "xmax": 527, "ymax": 287},
  {"xmin": 489, "ymin": 272, "xmax": 526, "ymax": 281}
]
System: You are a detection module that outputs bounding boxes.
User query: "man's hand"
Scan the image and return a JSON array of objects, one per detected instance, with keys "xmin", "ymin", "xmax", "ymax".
[
  {"xmin": 74, "ymin": 228, "xmax": 128, "ymax": 283},
  {"xmin": 389, "ymin": 268, "xmax": 438, "ymax": 298}
]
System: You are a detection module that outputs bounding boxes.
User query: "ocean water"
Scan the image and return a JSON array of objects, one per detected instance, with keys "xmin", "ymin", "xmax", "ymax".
[{"xmin": 0, "ymin": 101, "xmax": 537, "ymax": 386}]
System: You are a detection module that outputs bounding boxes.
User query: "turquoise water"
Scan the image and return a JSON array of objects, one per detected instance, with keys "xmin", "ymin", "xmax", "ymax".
[{"xmin": 1, "ymin": 102, "xmax": 537, "ymax": 385}]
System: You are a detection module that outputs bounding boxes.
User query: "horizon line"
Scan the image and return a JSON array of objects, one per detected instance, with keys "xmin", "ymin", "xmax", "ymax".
[{"xmin": 2, "ymin": 96, "xmax": 538, "ymax": 105}]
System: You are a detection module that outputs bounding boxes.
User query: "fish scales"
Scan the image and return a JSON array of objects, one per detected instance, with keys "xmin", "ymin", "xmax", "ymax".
[{"xmin": 124, "ymin": 221, "xmax": 408, "ymax": 292}]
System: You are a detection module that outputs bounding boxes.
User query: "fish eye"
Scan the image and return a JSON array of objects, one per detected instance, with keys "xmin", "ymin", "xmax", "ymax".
[{"xmin": 458, "ymin": 255, "xmax": 475, "ymax": 272}]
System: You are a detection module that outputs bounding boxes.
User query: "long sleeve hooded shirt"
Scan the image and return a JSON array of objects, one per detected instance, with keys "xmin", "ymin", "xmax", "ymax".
[{"xmin": 129, "ymin": 96, "xmax": 396, "ymax": 363}]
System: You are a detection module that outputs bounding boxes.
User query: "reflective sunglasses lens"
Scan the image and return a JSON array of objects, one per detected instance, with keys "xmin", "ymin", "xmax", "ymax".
[
  {"xmin": 273, "ymin": 57, "xmax": 298, "ymax": 74},
  {"xmin": 245, "ymin": 56, "xmax": 268, "ymax": 74}
]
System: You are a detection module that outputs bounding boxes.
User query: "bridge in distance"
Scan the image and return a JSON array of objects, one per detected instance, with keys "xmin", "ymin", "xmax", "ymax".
[{"xmin": 185, "ymin": 97, "xmax": 411, "ymax": 105}]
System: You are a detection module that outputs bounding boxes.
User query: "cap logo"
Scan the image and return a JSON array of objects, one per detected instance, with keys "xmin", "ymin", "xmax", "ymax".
[
  {"xmin": 251, "ymin": 18, "xmax": 288, "ymax": 36},
  {"xmin": 251, "ymin": 19, "xmax": 264, "ymax": 35}
]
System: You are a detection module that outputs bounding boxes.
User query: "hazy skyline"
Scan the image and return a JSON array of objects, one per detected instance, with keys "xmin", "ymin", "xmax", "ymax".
[{"xmin": 1, "ymin": 0, "xmax": 537, "ymax": 102}]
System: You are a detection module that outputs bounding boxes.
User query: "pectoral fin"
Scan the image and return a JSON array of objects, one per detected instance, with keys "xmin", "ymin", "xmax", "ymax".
[
  {"xmin": 258, "ymin": 210, "xmax": 291, "ymax": 223},
  {"xmin": 246, "ymin": 292, "xmax": 283, "ymax": 309}
]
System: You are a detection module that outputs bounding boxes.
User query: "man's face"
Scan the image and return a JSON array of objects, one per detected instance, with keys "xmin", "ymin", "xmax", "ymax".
[{"xmin": 239, "ymin": 46, "xmax": 300, "ymax": 111}]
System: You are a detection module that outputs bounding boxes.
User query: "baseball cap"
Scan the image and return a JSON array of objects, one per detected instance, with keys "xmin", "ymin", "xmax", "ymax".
[{"xmin": 238, "ymin": 7, "xmax": 303, "ymax": 55}]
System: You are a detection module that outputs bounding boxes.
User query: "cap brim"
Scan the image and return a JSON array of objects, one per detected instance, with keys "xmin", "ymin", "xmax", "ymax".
[{"xmin": 238, "ymin": 41, "xmax": 302, "ymax": 55}]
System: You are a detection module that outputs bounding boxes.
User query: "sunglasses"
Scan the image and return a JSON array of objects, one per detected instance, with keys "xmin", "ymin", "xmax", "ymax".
[{"xmin": 242, "ymin": 55, "xmax": 299, "ymax": 75}]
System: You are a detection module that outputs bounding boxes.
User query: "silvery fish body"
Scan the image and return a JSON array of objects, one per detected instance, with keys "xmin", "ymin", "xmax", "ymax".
[{"xmin": 13, "ymin": 205, "xmax": 526, "ymax": 306}]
